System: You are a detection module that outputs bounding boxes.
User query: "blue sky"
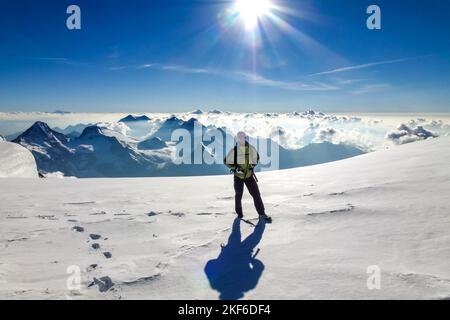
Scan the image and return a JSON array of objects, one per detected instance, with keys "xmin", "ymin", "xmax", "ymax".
[{"xmin": 0, "ymin": 0, "xmax": 449, "ymax": 113}]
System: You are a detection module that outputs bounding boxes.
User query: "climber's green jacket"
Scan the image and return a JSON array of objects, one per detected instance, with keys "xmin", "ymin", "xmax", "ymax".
[{"xmin": 224, "ymin": 142, "xmax": 260, "ymax": 180}]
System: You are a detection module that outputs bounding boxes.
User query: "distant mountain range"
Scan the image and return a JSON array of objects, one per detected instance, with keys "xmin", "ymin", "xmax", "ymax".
[
  {"xmin": 53, "ymin": 123, "xmax": 93, "ymax": 138},
  {"xmin": 11, "ymin": 115, "xmax": 365, "ymax": 178},
  {"xmin": 119, "ymin": 114, "xmax": 151, "ymax": 122},
  {"xmin": 13, "ymin": 122, "xmax": 165, "ymax": 178}
]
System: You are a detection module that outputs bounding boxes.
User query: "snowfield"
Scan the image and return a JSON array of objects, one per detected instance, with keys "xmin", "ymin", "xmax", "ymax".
[
  {"xmin": 0, "ymin": 140, "xmax": 38, "ymax": 178},
  {"xmin": 1, "ymin": 137, "xmax": 449, "ymax": 300}
]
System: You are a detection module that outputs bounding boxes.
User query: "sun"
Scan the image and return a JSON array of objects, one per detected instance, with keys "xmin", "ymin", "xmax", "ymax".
[{"xmin": 234, "ymin": 0, "xmax": 274, "ymax": 31}]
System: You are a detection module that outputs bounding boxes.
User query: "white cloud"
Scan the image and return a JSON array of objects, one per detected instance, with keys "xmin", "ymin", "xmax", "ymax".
[
  {"xmin": 235, "ymin": 72, "xmax": 338, "ymax": 91},
  {"xmin": 386, "ymin": 123, "xmax": 437, "ymax": 145},
  {"xmin": 309, "ymin": 56, "xmax": 423, "ymax": 76},
  {"xmin": 316, "ymin": 127, "xmax": 337, "ymax": 142},
  {"xmin": 25, "ymin": 57, "xmax": 86, "ymax": 66},
  {"xmin": 352, "ymin": 83, "xmax": 390, "ymax": 95},
  {"xmin": 110, "ymin": 62, "xmax": 340, "ymax": 91},
  {"xmin": 160, "ymin": 65, "xmax": 209, "ymax": 74},
  {"xmin": 111, "ymin": 63, "xmax": 209, "ymax": 74}
]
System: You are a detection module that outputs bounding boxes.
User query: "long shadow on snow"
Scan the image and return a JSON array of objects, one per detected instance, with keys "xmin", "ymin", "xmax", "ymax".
[{"xmin": 204, "ymin": 218, "xmax": 266, "ymax": 300}]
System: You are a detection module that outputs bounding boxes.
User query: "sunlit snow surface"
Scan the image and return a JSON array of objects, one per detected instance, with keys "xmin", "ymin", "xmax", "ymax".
[
  {"xmin": 1, "ymin": 137, "xmax": 450, "ymax": 299},
  {"xmin": 0, "ymin": 140, "xmax": 38, "ymax": 178}
]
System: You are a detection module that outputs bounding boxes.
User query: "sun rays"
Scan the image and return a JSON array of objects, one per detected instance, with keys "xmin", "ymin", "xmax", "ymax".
[
  {"xmin": 233, "ymin": 0, "xmax": 274, "ymax": 31},
  {"xmin": 214, "ymin": 0, "xmax": 344, "ymax": 74}
]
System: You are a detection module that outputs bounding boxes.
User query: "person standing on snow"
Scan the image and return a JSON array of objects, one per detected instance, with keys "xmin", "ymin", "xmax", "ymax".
[{"xmin": 224, "ymin": 131, "xmax": 272, "ymax": 222}]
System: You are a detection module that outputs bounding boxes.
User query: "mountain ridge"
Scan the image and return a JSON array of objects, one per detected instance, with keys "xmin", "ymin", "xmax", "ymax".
[{"xmin": 11, "ymin": 118, "xmax": 367, "ymax": 178}]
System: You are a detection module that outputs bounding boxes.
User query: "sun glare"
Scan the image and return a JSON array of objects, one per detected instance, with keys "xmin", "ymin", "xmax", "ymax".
[{"xmin": 234, "ymin": 0, "xmax": 273, "ymax": 31}]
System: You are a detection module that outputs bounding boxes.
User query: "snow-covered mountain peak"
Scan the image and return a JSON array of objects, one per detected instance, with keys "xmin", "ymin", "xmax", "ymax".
[
  {"xmin": 165, "ymin": 115, "xmax": 183, "ymax": 123},
  {"xmin": 191, "ymin": 109, "xmax": 204, "ymax": 115},
  {"xmin": 183, "ymin": 117, "xmax": 203, "ymax": 129},
  {"xmin": 79, "ymin": 125, "xmax": 105, "ymax": 139},
  {"xmin": 150, "ymin": 116, "xmax": 205, "ymax": 142},
  {"xmin": 119, "ymin": 114, "xmax": 151, "ymax": 123},
  {"xmin": 31, "ymin": 121, "xmax": 52, "ymax": 133},
  {"xmin": 13, "ymin": 121, "xmax": 68, "ymax": 145},
  {"xmin": 137, "ymin": 136, "xmax": 166, "ymax": 150}
]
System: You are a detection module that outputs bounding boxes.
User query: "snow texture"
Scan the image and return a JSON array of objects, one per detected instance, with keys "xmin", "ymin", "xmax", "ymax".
[
  {"xmin": 1, "ymin": 137, "xmax": 449, "ymax": 299},
  {"xmin": 0, "ymin": 140, "xmax": 38, "ymax": 178}
]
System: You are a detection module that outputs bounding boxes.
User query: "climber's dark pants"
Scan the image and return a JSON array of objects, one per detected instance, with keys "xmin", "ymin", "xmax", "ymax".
[{"xmin": 234, "ymin": 175, "xmax": 265, "ymax": 216}]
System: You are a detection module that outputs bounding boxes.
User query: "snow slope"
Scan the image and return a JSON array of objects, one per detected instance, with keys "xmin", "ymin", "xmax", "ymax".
[
  {"xmin": 0, "ymin": 137, "xmax": 449, "ymax": 299},
  {"xmin": 0, "ymin": 140, "xmax": 38, "ymax": 178}
]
